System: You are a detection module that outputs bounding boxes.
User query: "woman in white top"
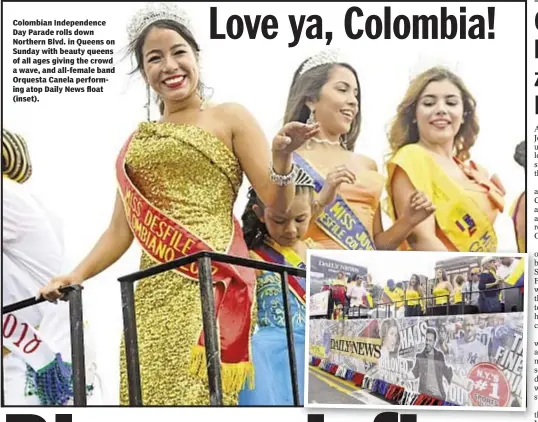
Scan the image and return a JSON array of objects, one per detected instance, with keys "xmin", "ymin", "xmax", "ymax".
[{"xmin": 346, "ymin": 275, "xmax": 368, "ymax": 308}]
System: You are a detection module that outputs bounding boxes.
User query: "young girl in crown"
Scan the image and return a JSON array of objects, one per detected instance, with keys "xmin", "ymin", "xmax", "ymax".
[{"xmin": 238, "ymin": 166, "xmax": 345, "ymax": 405}]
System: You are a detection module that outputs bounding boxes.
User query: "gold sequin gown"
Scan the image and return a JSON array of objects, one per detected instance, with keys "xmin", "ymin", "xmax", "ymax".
[{"xmin": 119, "ymin": 122, "xmax": 242, "ymax": 405}]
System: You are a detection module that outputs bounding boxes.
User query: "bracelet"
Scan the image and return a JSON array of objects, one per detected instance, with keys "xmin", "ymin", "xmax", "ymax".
[{"xmin": 269, "ymin": 162, "xmax": 298, "ymax": 186}]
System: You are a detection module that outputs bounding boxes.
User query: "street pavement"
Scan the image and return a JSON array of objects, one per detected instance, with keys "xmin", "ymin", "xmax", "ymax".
[{"xmin": 307, "ymin": 366, "xmax": 390, "ymax": 406}]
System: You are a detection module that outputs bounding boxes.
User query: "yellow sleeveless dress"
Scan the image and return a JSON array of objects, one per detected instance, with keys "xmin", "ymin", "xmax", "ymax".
[
  {"xmin": 386, "ymin": 144, "xmax": 504, "ymax": 251},
  {"xmin": 119, "ymin": 122, "xmax": 243, "ymax": 405},
  {"xmin": 405, "ymin": 289, "xmax": 422, "ymax": 307},
  {"xmin": 432, "ymin": 286, "xmax": 450, "ymax": 305}
]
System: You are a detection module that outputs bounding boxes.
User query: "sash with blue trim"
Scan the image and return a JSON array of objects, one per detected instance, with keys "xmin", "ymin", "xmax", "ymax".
[{"xmin": 294, "ymin": 153, "xmax": 375, "ymax": 250}]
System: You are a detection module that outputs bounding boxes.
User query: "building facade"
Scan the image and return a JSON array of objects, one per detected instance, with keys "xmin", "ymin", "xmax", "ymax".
[
  {"xmin": 434, "ymin": 256, "xmax": 482, "ymax": 285},
  {"xmin": 309, "ymin": 255, "xmax": 367, "ymax": 295}
]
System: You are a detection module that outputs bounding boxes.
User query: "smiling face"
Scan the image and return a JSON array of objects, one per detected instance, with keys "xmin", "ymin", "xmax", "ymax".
[
  {"xmin": 415, "ymin": 79, "xmax": 464, "ymax": 147},
  {"xmin": 141, "ymin": 26, "xmax": 200, "ymax": 104},
  {"xmin": 307, "ymin": 65, "xmax": 359, "ymax": 139},
  {"xmin": 389, "ymin": 67, "xmax": 478, "ymax": 162}
]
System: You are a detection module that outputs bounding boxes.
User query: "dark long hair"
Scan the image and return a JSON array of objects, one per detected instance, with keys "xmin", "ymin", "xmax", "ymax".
[
  {"xmin": 409, "ymin": 274, "xmax": 420, "ymax": 291},
  {"xmin": 127, "ymin": 20, "xmax": 201, "ymax": 116},
  {"xmin": 435, "ymin": 269, "xmax": 448, "ymax": 283},
  {"xmin": 283, "ymin": 61, "xmax": 361, "ymax": 151},
  {"xmin": 242, "ymin": 168, "xmax": 315, "ymax": 249}
]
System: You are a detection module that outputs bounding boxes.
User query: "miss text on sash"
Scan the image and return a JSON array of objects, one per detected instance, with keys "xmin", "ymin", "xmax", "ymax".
[
  {"xmin": 294, "ymin": 153, "xmax": 375, "ymax": 250},
  {"xmin": 123, "ymin": 189, "xmax": 219, "ymax": 276},
  {"xmin": 319, "ymin": 203, "xmax": 372, "ymax": 250}
]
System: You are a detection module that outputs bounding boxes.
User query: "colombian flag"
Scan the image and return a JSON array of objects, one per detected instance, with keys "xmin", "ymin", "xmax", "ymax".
[
  {"xmin": 381, "ymin": 286, "xmax": 393, "ymax": 304},
  {"xmin": 382, "ymin": 286, "xmax": 404, "ymax": 307},
  {"xmin": 505, "ymin": 258, "xmax": 525, "ymax": 291},
  {"xmin": 365, "ymin": 292, "xmax": 374, "ymax": 308}
]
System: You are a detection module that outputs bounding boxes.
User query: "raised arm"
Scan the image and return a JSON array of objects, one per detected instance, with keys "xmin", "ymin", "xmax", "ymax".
[
  {"xmin": 39, "ymin": 191, "xmax": 134, "ymax": 301},
  {"xmin": 223, "ymin": 103, "xmax": 318, "ymax": 213}
]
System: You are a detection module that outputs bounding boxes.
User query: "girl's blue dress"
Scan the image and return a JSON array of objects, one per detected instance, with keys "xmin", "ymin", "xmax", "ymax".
[{"xmin": 238, "ymin": 249, "xmax": 306, "ymax": 405}]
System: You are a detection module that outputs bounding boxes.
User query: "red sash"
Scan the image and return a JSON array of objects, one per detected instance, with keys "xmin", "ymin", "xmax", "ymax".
[{"xmin": 116, "ymin": 132, "xmax": 256, "ymax": 392}]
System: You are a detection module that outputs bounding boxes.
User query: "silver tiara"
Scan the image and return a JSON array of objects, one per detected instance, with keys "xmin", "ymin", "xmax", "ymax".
[
  {"xmin": 247, "ymin": 166, "xmax": 314, "ymax": 197},
  {"xmin": 127, "ymin": 2, "xmax": 193, "ymax": 43},
  {"xmin": 408, "ymin": 55, "xmax": 461, "ymax": 82},
  {"xmin": 294, "ymin": 166, "xmax": 315, "ymax": 188},
  {"xmin": 299, "ymin": 49, "xmax": 344, "ymax": 76}
]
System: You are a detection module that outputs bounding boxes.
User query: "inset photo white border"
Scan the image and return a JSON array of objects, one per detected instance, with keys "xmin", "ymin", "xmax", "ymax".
[{"xmin": 304, "ymin": 250, "xmax": 528, "ymax": 411}]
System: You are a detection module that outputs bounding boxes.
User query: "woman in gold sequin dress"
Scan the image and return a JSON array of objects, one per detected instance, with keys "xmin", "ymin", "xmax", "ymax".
[{"xmin": 38, "ymin": 3, "xmax": 319, "ymax": 406}]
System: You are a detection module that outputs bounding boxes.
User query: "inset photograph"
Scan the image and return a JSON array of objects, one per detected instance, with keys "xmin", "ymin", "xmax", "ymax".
[{"xmin": 306, "ymin": 251, "xmax": 526, "ymax": 410}]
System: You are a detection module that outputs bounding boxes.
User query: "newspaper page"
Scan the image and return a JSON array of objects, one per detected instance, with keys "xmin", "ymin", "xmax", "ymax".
[{"xmin": 0, "ymin": 2, "xmax": 533, "ymax": 422}]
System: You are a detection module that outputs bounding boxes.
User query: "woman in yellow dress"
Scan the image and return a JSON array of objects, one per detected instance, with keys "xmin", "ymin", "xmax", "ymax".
[
  {"xmin": 38, "ymin": 3, "xmax": 320, "ymax": 406},
  {"xmin": 404, "ymin": 274, "xmax": 424, "ymax": 317},
  {"xmin": 282, "ymin": 49, "xmax": 436, "ymax": 251},
  {"xmin": 432, "ymin": 269, "xmax": 453, "ymax": 307},
  {"xmin": 510, "ymin": 141, "xmax": 525, "ymax": 253},
  {"xmin": 386, "ymin": 67, "xmax": 506, "ymax": 252}
]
